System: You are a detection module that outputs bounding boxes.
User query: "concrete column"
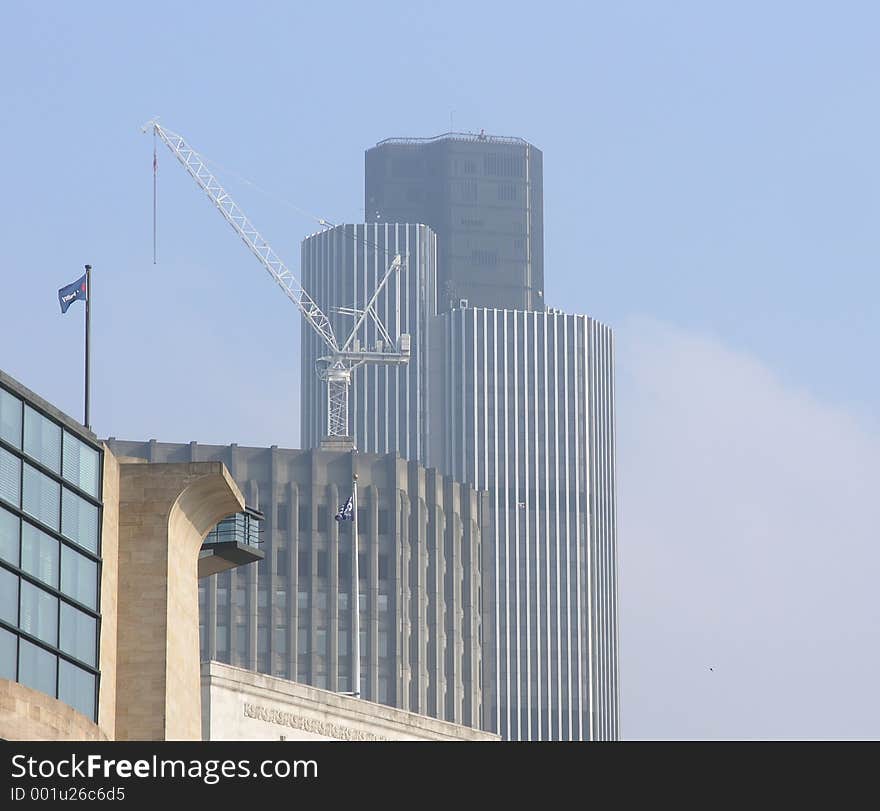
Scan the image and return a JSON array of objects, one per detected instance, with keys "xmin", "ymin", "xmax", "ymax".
[{"xmin": 115, "ymin": 461, "xmax": 245, "ymax": 741}]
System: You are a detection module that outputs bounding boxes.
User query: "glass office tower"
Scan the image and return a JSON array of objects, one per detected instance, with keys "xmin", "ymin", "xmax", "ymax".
[
  {"xmin": 365, "ymin": 133, "xmax": 544, "ymax": 313},
  {"xmin": 0, "ymin": 374, "xmax": 102, "ymax": 721}
]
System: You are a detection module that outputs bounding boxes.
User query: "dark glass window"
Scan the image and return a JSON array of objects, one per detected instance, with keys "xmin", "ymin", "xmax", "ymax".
[
  {"xmin": 61, "ymin": 488, "xmax": 98, "ymax": 554},
  {"xmin": 297, "ymin": 510, "xmax": 310, "ymax": 532},
  {"xmin": 316, "ymin": 510, "xmax": 328, "ymax": 533},
  {"xmin": 23, "ymin": 406, "xmax": 61, "ymax": 473},
  {"xmin": 298, "ymin": 550, "xmax": 309, "ymax": 578},
  {"xmin": 276, "ymin": 548, "xmax": 288, "ymax": 575},
  {"xmin": 378, "ymin": 554, "xmax": 389, "ymax": 581},
  {"xmin": 337, "ymin": 552, "xmax": 350, "ymax": 582},
  {"xmin": 378, "ymin": 509, "xmax": 390, "ymax": 534},
  {"xmin": 58, "ymin": 659, "xmax": 95, "ymax": 719},
  {"xmin": 0, "ymin": 566, "xmax": 18, "ymax": 625},
  {"xmin": 276, "ymin": 506, "xmax": 288, "ymax": 532},
  {"xmin": 0, "ymin": 506, "xmax": 19, "ymax": 566},
  {"xmin": 19, "ymin": 580, "xmax": 57, "ymax": 646},
  {"xmin": 60, "ymin": 546, "xmax": 98, "ymax": 610},
  {"xmin": 0, "ymin": 448, "xmax": 21, "ymax": 508},
  {"xmin": 22, "ymin": 464, "xmax": 60, "ymax": 531},
  {"xmin": 61, "ymin": 432, "xmax": 99, "ymax": 499},
  {"xmin": 0, "ymin": 389, "xmax": 22, "ymax": 448},
  {"xmin": 0, "ymin": 625, "xmax": 16, "ymax": 680},
  {"xmin": 316, "ymin": 550, "xmax": 328, "ymax": 578},
  {"xmin": 60, "ymin": 602, "xmax": 96, "ymax": 666},
  {"xmin": 18, "ymin": 638, "xmax": 56, "ymax": 698},
  {"xmin": 21, "ymin": 522, "xmax": 59, "ymax": 589}
]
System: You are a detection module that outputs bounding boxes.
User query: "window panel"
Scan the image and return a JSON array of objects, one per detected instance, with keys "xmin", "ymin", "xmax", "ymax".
[
  {"xmin": 60, "ymin": 546, "xmax": 98, "ymax": 610},
  {"xmin": 18, "ymin": 638, "xmax": 56, "ymax": 699},
  {"xmin": 20, "ymin": 521, "xmax": 59, "ymax": 589},
  {"xmin": 61, "ymin": 488, "xmax": 98, "ymax": 554},
  {"xmin": 22, "ymin": 464, "xmax": 60, "ymax": 531},
  {"xmin": 0, "ymin": 389, "xmax": 22, "ymax": 448},
  {"xmin": 0, "ymin": 566, "xmax": 18, "ymax": 625},
  {"xmin": 60, "ymin": 602, "xmax": 97, "ymax": 666},
  {"xmin": 0, "ymin": 448, "xmax": 21, "ymax": 508},
  {"xmin": 62, "ymin": 432, "xmax": 99, "ymax": 499},
  {"xmin": 0, "ymin": 626, "xmax": 16, "ymax": 680},
  {"xmin": 19, "ymin": 580, "xmax": 58, "ymax": 646},
  {"xmin": 23, "ymin": 406, "xmax": 61, "ymax": 473},
  {"xmin": 58, "ymin": 659, "xmax": 95, "ymax": 720},
  {"xmin": 0, "ymin": 506, "xmax": 19, "ymax": 566}
]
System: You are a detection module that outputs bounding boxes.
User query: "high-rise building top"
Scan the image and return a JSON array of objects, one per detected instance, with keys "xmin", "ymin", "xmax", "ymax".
[{"xmin": 365, "ymin": 132, "xmax": 543, "ymax": 313}]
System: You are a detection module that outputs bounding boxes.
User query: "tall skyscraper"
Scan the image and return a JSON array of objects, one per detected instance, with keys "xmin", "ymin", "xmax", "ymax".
[
  {"xmin": 427, "ymin": 306, "xmax": 619, "ymax": 741},
  {"xmin": 299, "ymin": 132, "xmax": 619, "ymax": 740},
  {"xmin": 300, "ymin": 223, "xmax": 437, "ymax": 457},
  {"xmin": 365, "ymin": 133, "xmax": 543, "ymax": 312}
]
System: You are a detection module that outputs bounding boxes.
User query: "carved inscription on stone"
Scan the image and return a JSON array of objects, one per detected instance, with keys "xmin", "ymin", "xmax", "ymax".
[{"xmin": 243, "ymin": 702, "xmax": 389, "ymax": 741}]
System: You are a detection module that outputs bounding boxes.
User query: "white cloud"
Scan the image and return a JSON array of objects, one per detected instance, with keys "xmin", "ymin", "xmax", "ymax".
[{"xmin": 617, "ymin": 318, "xmax": 880, "ymax": 739}]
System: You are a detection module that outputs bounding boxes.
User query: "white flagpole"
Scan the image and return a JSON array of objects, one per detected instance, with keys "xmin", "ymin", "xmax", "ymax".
[{"xmin": 351, "ymin": 472, "xmax": 360, "ymax": 697}]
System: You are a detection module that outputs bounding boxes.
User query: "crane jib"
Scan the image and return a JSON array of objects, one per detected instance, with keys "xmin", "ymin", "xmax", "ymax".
[{"xmin": 144, "ymin": 119, "xmax": 411, "ymax": 438}]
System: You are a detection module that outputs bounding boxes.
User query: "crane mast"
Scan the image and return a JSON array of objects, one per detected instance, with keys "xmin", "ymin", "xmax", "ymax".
[{"xmin": 144, "ymin": 120, "xmax": 410, "ymax": 440}]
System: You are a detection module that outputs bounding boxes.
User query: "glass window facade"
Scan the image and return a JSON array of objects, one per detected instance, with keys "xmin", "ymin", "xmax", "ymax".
[
  {"xmin": 0, "ymin": 381, "xmax": 102, "ymax": 721},
  {"xmin": 23, "ymin": 406, "xmax": 62, "ymax": 473}
]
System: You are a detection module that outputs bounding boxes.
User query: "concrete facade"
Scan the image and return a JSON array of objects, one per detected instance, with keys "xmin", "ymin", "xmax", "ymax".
[
  {"xmin": 113, "ymin": 461, "xmax": 246, "ymax": 741},
  {"xmin": 202, "ymin": 661, "xmax": 498, "ymax": 741},
  {"xmin": 105, "ymin": 438, "xmax": 489, "ymax": 729}
]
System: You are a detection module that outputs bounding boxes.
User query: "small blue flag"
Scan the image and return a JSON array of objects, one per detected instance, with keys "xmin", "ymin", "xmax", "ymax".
[
  {"xmin": 335, "ymin": 495, "xmax": 353, "ymax": 522},
  {"xmin": 59, "ymin": 273, "xmax": 88, "ymax": 314}
]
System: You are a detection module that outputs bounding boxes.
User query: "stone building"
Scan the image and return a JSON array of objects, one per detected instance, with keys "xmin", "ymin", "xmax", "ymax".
[{"xmin": 105, "ymin": 437, "xmax": 489, "ymax": 729}]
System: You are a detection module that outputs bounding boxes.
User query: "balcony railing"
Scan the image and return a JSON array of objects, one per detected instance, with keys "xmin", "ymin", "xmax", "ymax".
[{"xmin": 203, "ymin": 506, "xmax": 264, "ymax": 549}]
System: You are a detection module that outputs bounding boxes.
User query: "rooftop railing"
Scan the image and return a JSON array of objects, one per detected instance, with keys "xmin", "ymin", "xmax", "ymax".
[{"xmin": 375, "ymin": 131, "xmax": 531, "ymax": 147}]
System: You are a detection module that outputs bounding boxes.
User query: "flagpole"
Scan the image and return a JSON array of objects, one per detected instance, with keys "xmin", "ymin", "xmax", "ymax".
[
  {"xmin": 84, "ymin": 264, "xmax": 91, "ymax": 431},
  {"xmin": 351, "ymin": 472, "xmax": 360, "ymax": 698}
]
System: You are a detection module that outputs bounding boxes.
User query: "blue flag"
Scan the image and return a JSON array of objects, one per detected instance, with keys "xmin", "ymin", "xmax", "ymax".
[
  {"xmin": 59, "ymin": 273, "xmax": 88, "ymax": 314},
  {"xmin": 335, "ymin": 495, "xmax": 353, "ymax": 522}
]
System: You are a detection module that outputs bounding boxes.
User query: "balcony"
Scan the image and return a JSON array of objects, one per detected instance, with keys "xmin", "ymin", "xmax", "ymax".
[{"xmin": 198, "ymin": 506, "xmax": 265, "ymax": 578}]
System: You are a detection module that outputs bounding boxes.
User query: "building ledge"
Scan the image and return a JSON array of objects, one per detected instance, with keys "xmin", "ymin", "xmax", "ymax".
[{"xmin": 198, "ymin": 541, "xmax": 264, "ymax": 578}]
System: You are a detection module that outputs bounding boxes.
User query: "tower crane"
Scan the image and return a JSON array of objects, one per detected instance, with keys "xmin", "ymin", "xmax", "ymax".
[{"xmin": 143, "ymin": 120, "xmax": 410, "ymax": 439}]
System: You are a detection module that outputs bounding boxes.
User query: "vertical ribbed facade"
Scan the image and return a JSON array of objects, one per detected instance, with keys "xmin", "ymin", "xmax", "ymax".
[
  {"xmin": 300, "ymin": 223, "xmax": 437, "ymax": 455},
  {"xmin": 104, "ymin": 439, "xmax": 486, "ymax": 729},
  {"xmin": 427, "ymin": 307, "xmax": 619, "ymax": 741}
]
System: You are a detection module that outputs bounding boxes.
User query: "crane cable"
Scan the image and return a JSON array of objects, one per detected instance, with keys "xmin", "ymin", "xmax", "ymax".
[{"xmin": 153, "ymin": 128, "xmax": 158, "ymax": 265}]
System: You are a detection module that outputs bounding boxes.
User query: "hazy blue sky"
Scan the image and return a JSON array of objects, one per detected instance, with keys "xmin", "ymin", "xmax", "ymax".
[{"xmin": 1, "ymin": 2, "xmax": 877, "ymax": 739}]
